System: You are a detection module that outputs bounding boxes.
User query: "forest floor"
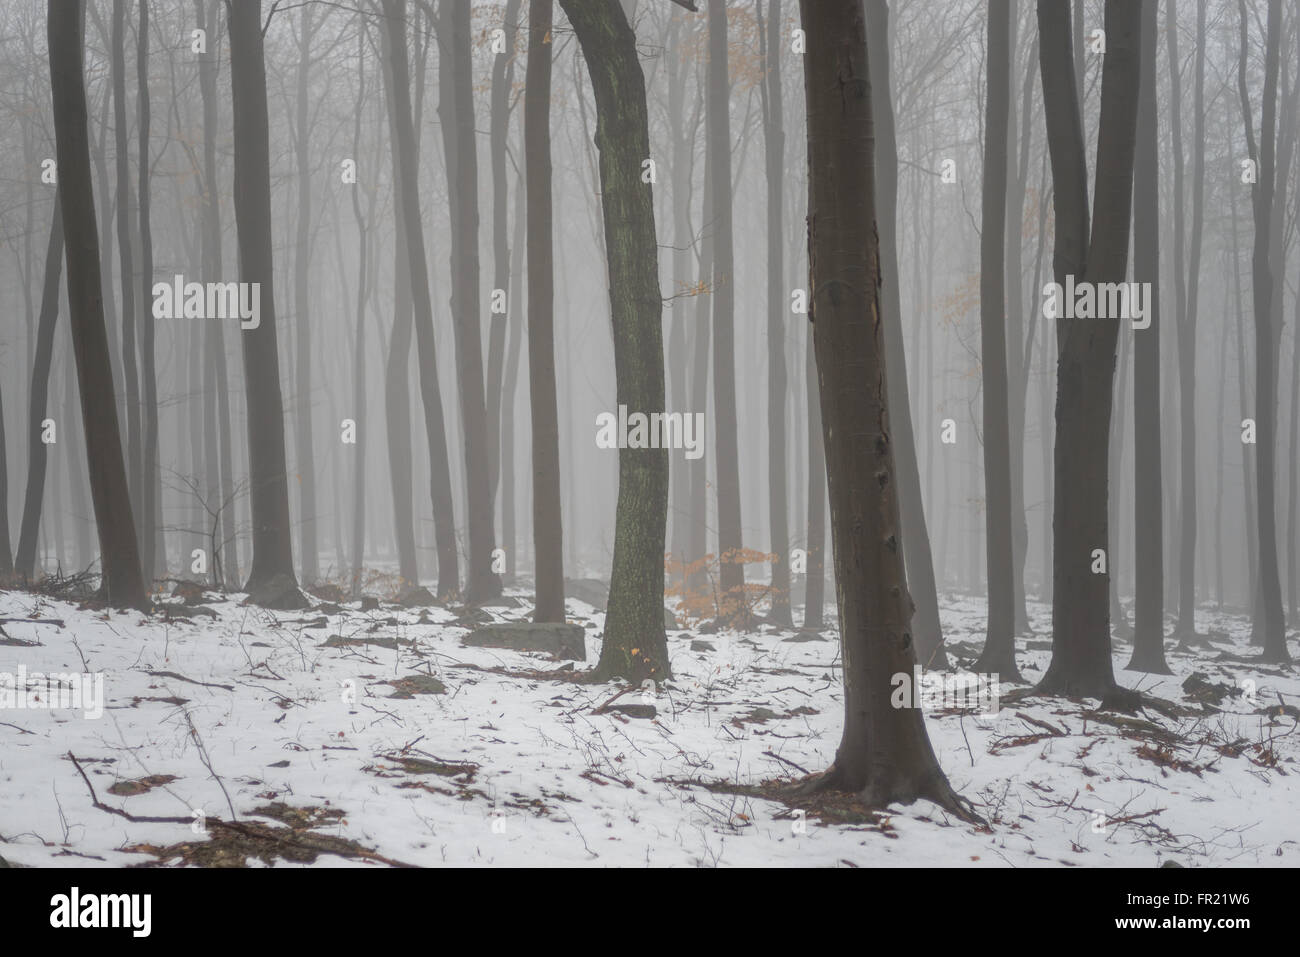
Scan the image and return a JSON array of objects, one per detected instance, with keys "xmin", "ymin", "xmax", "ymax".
[{"xmin": 0, "ymin": 582, "xmax": 1296, "ymax": 867}]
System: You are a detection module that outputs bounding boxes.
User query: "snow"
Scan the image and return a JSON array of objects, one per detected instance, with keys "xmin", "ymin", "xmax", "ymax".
[{"xmin": 0, "ymin": 585, "xmax": 1295, "ymax": 867}]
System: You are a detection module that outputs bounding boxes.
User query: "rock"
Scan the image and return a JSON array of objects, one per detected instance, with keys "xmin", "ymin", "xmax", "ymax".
[
  {"xmin": 307, "ymin": 583, "xmax": 346, "ymax": 603},
  {"xmin": 607, "ymin": 704, "xmax": 657, "ymax": 720},
  {"xmin": 481, "ymin": 595, "xmax": 527, "ymax": 609},
  {"xmin": 663, "ymin": 607, "xmax": 680, "ymax": 630},
  {"xmin": 565, "ymin": 578, "xmax": 610, "ymax": 610},
  {"xmin": 358, "ymin": 595, "xmax": 380, "ymax": 611},
  {"xmin": 397, "ymin": 586, "xmax": 437, "ymax": 608},
  {"xmin": 690, "ymin": 639, "xmax": 715, "ymax": 652},
  {"xmin": 462, "ymin": 621, "xmax": 586, "ymax": 661}
]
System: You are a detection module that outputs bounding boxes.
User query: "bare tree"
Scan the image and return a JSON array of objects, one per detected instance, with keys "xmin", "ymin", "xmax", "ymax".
[{"xmin": 46, "ymin": 0, "xmax": 147, "ymax": 609}]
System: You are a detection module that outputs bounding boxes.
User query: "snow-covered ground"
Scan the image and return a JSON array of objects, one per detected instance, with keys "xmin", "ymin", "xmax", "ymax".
[{"xmin": 0, "ymin": 584, "xmax": 1295, "ymax": 867}]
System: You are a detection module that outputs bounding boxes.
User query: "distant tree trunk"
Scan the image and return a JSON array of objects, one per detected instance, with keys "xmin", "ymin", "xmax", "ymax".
[
  {"xmin": 1170, "ymin": 0, "xmax": 1206, "ymax": 639},
  {"xmin": 227, "ymin": 0, "xmax": 306, "ymax": 608},
  {"xmin": 47, "ymin": 0, "xmax": 147, "ymax": 609},
  {"xmin": 558, "ymin": 0, "xmax": 670, "ymax": 684},
  {"xmin": 111, "ymin": 0, "xmax": 142, "ymax": 540},
  {"xmin": 138, "ymin": 0, "xmax": 160, "ymax": 586},
  {"xmin": 349, "ymin": 29, "xmax": 370, "ymax": 599},
  {"xmin": 687, "ymin": 168, "xmax": 713, "ymax": 596},
  {"xmin": 1229, "ymin": 186, "xmax": 1259, "ymax": 622},
  {"xmin": 864, "ymin": 0, "xmax": 947, "ymax": 668},
  {"xmin": 706, "ymin": 0, "xmax": 746, "ymax": 618},
  {"xmin": 974, "ymin": 0, "xmax": 1020, "ymax": 682},
  {"xmin": 15, "ymin": 196, "xmax": 64, "ymax": 580},
  {"xmin": 381, "ymin": 0, "xmax": 461, "ymax": 598},
  {"xmin": 1238, "ymin": 0, "xmax": 1288, "ymax": 662},
  {"xmin": 292, "ymin": 4, "xmax": 319, "ymax": 586},
  {"xmin": 487, "ymin": 0, "xmax": 522, "ymax": 513},
  {"xmin": 666, "ymin": 13, "xmax": 693, "ymax": 587},
  {"xmin": 0, "ymin": 381, "xmax": 10, "ymax": 581},
  {"xmin": 803, "ymin": 322, "xmax": 826, "ymax": 629},
  {"xmin": 377, "ymin": 3, "xmax": 419, "ymax": 591},
  {"xmin": 797, "ymin": 0, "xmax": 973, "ymax": 819},
  {"xmin": 758, "ymin": 0, "xmax": 791, "ymax": 628},
  {"xmin": 437, "ymin": 0, "xmax": 501, "ymax": 603},
  {"xmin": 1127, "ymin": 0, "xmax": 1170, "ymax": 674},
  {"xmin": 526, "ymin": 0, "xmax": 565, "ymax": 623},
  {"xmin": 501, "ymin": 163, "xmax": 526, "ymax": 586},
  {"xmin": 1038, "ymin": 0, "xmax": 1143, "ymax": 700},
  {"xmin": 197, "ymin": 0, "xmax": 238, "ymax": 589}
]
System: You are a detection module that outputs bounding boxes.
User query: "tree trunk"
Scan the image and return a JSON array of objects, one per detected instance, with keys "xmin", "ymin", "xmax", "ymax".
[
  {"xmin": 797, "ymin": 0, "xmax": 972, "ymax": 819},
  {"xmin": 705, "ymin": 0, "xmax": 745, "ymax": 618},
  {"xmin": 137, "ymin": 0, "xmax": 160, "ymax": 585},
  {"xmin": 558, "ymin": 0, "xmax": 670, "ymax": 684},
  {"xmin": 804, "ymin": 320, "xmax": 826, "ymax": 630},
  {"xmin": 864, "ymin": 0, "xmax": 947, "ymax": 669},
  {"xmin": 437, "ymin": 0, "xmax": 501, "ymax": 603},
  {"xmin": 1238, "ymin": 0, "xmax": 1288, "ymax": 662},
  {"xmin": 380, "ymin": 0, "xmax": 460, "ymax": 598},
  {"xmin": 46, "ymin": 0, "xmax": 147, "ymax": 609},
  {"xmin": 1127, "ymin": 0, "xmax": 1170, "ymax": 674},
  {"xmin": 349, "ymin": 29, "xmax": 371, "ymax": 599},
  {"xmin": 111, "ymin": 0, "xmax": 142, "ymax": 543},
  {"xmin": 292, "ymin": 4, "xmax": 319, "ymax": 586},
  {"xmin": 1038, "ymin": 0, "xmax": 1143, "ymax": 701},
  {"xmin": 759, "ymin": 0, "xmax": 791, "ymax": 628},
  {"xmin": 228, "ymin": 0, "xmax": 306, "ymax": 608},
  {"xmin": 526, "ymin": 0, "xmax": 565, "ymax": 623},
  {"xmin": 377, "ymin": 3, "xmax": 419, "ymax": 591},
  {"xmin": 14, "ymin": 195, "xmax": 64, "ymax": 581},
  {"xmin": 487, "ymin": 0, "xmax": 522, "ymax": 516},
  {"xmin": 974, "ymin": 0, "xmax": 1019, "ymax": 682},
  {"xmin": 197, "ymin": 0, "xmax": 238, "ymax": 589}
]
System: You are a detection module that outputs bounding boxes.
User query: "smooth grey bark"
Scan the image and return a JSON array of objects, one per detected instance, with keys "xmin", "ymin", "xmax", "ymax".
[
  {"xmin": 974, "ymin": 0, "xmax": 1019, "ymax": 682},
  {"xmin": 864, "ymin": 0, "xmax": 947, "ymax": 668},
  {"xmin": 1127, "ymin": 0, "xmax": 1170, "ymax": 674},
  {"xmin": 47, "ymin": 0, "xmax": 147, "ymax": 609},
  {"xmin": 796, "ymin": 0, "xmax": 974, "ymax": 820},
  {"xmin": 706, "ymin": 0, "xmax": 745, "ymax": 615},
  {"xmin": 292, "ymin": 4, "xmax": 319, "ymax": 586},
  {"xmin": 137, "ymin": 0, "xmax": 161, "ymax": 584},
  {"xmin": 758, "ymin": 0, "xmax": 791, "ymax": 628},
  {"xmin": 380, "ymin": 0, "xmax": 459, "ymax": 598},
  {"xmin": 227, "ymin": 0, "xmax": 305, "ymax": 607},
  {"xmin": 1237, "ymin": 0, "xmax": 1288, "ymax": 662},
  {"xmin": 486, "ymin": 0, "xmax": 522, "ymax": 513},
  {"xmin": 437, "ymin": 0, "xmax": 501, "ymax": 603},
  {"xmin": 377, "ymin": 3, "xmax": 419, "ymax": 589},
  {"xmin": 111, "ymin": 0, "xmax": 142, "ymax": 543},
  {"xmin": 526, "ymin": 0, "xmax": 564, "ymax": 623},
  {"xmin": 1038, "ymin": 0, "xmax": 1143, "ymax": 700},
  {"xmin": 14, "ymin": 195, "xmax": 64, "ymax": 580}
]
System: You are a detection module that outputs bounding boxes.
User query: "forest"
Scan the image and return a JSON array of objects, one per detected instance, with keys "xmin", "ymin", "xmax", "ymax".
[{"xmin": 0, "ymin": 0, "xmax": 1296, "ymax": 870}]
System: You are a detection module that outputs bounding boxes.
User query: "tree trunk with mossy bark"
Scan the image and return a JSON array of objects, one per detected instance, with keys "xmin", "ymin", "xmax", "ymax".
[{"xmin": 558, "ymin": 0, "xmax": 670, "ymax": 685}]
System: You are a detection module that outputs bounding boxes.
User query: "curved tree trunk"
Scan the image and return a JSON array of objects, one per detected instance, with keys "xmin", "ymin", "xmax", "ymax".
[
  {"xmin": 380, "ymin": 0, "xmax": 460, "ymax": 599},
  {"xmin": 558, "ymin": 0, "xmax": 670, "ymax": 684}
]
